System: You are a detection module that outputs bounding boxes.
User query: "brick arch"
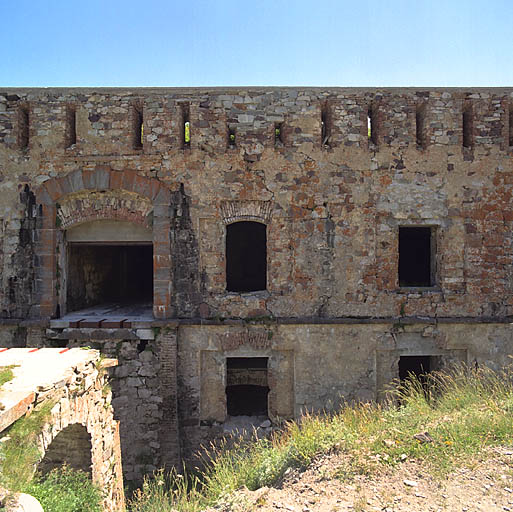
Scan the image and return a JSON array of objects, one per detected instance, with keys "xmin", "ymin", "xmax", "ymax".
[
  {"xmin": 57, "ymin": 190, "xmax": 153, "ymax": 230},
  {"xmin": 34, "ymin": 168, "xmax": 173, "ymax": 319},
  {"xmin": 220, "ymin": 200, "xmax": 273, "ymax": 225}
]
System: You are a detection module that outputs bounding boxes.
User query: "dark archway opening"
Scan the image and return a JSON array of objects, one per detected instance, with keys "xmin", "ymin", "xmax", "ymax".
[
  {"xmin": 398, "ymin": 227, "xmax": 434, "ymax": 287},
  {"xmin": 38, "ymin": 424, "xmax": 92, "ymax": 476},
  {"xmin": 67, "ymin": 243, "xmax": 153, "ymax": 312},
  {"xmin": 226, "ymin": 222, "xmax": 266, "ymax": 293},
  {"xmin": 226, "ymin": 357, "xmax": 269, "ymax": 416}
]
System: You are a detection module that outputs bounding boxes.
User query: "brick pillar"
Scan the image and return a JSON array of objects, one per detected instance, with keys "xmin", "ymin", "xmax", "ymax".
[
  {"xmin": 37, "ymin": 203, "xmax": 57, "ymax": 318},
  {"xmin": 153, "ymin": 187, "xmax": 172, "ymax": 319},
  {"xmin": 158, "ymin": 326, "xmax": 181, "ymax": 468}
]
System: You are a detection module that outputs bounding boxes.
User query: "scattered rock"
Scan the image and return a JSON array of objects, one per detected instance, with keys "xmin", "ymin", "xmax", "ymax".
[
  {"xmin": 403, "ymin": 479, "xmax": 418, "ymax": 487},
  {"xmin": 261, "ymin": 419, "xmax": 272, "ymax": 428},
  {"xmin": 4, "ymin": 493, "xmax": 44, "ymax": 512},
  {"xmin": 413, "ymin": 431, "xmax": 434, "ymax": 444}
]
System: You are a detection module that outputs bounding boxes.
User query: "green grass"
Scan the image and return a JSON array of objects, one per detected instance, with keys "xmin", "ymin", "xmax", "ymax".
[
  {"xmin": 0, "ymin": 365, "xmax": 17, "ymax": 387},
  {"xmin": 0, "ymin": 402, "xmax": 54, "ymax": 491},
  {"xmin": 128, "ymin": 364, "xmax": 513, "ymax": 512},
  {"xmin": 26, "ymin": 465, "xmax": 103, "ymax": 512}
]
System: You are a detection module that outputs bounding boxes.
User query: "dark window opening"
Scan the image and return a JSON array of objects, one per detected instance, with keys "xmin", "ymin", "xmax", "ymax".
[
  {"xmin": 226, "ymin": 357, "xmax": 269, "ymax": 416},
  {"xmin": 65, "ymin": 105, "xmax": 77, "ymax": 148},
  {"xmin": 133, "ymin": 104, "xmax": 143, "ymax": 149},
  {"xmin": 228, "ymin": 125, "xmax": 236, "ymax": 147},
  {"xmin": 399, "ymin": 227, "xmax": 434, "ymax": 287},
  {"xmin": 368, "ymin": 106, "xmax": 378, "ymax": 145},
  {"xmin": 182, "ymin": 104, "xmax": 190, "ymax": 148},
  {"xmin": 463, "ymin": 103, "xmax": 473, "ymax": 148},
  {"xmin": 321, "ymin": 106, "xmax": 330, "ymax": 146},
  {"xmin": 226, "ymin": 221, "xmax": 266, "ymax": 292},
  {"xmin": 18, "ymin": 105, "xmax": 29, "ymax": 149},
  {"xmin": 67, "ymin": 243, "xmax": 153, "ymax": 312},
  {"xmin": 399, "ymin": 355, "xmax": 432, "ymax": 382},
  {"xmin": 416, "ymin": 103, "xmax": 427, "ymax": 149},
  {"xmin": 275, "ymin": 123, "xmax": 283, "ymax": 145}
]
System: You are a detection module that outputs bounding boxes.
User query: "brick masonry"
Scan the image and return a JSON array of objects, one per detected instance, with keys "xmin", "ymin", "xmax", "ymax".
[{"xmin": 1, "ymin": 88, "xmax": 513, "ymax": 485}]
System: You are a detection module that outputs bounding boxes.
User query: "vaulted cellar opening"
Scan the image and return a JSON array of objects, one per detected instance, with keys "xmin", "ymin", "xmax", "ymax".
[
  {"xmin": 399, "ymin": 355, "xmax": 432, "ymax": 382},
  {"xmin": 67, "ymin": 243, "xmax": 153, "ymax": 312},
  {"xmin": 226, "ymin": 221, "xmax": 267, "ymax": 293},
  {"xmin": 226, "ymin": 357, "xmax": 269, "ymax": 416},
  {"xmin": 38, "ymin": 424, "xmax": 92, "ymax": 476}
]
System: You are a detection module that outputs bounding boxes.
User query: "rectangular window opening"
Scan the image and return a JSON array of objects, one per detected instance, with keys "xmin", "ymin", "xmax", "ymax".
[
  {"xmin": 65, "ymin": 105, "xmax": 77, "ymax": 148},
  {"xmin": 18, "ymin": 105, "xmax": 29, "ymax": 149},
  {"xmin": 462, "ymin": 103, "xmax": 473, "ymax": 149},
  {"xmin": 133, "ymin": 104, "xmax": 143, "ymax": 149},
  {"xmin": 226, "ymin": 221, "xmax": 267, "ymax": 293},
  {"xmin": 416, "ymin": 103, "xmax": 426, "ymax": 149},
  {"xmin": 67, "ymin": 243, "xmax": 153, "ymax": 313},
  {"xmin": 226, "ymin": 357, "xmax": 269, "ymax": 417},
  {"xmin": 228, "ymin": 125, "xmax": 236, "ymax": 148},
  {"xmin": 399, "ymin": 355, "xmax": 436, "ymax": 389},
  {"xmin": 274, "ymin": 123, "xmax": 283, "ymax": 146},
  {"xmin": 398, "ymin": 226, "xmax": 435, "ymax": 287}
]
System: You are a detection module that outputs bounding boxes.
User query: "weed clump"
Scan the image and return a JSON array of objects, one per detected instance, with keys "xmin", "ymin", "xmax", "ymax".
[{"xmin": 26, "ymin": 465, "xmax": 102, "ymax": 512}]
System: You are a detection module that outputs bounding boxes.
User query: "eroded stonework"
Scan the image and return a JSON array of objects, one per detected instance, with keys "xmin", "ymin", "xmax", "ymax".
[{"xmin": 1, "ymin": 87, "xmax": 513, "ymax": 485}]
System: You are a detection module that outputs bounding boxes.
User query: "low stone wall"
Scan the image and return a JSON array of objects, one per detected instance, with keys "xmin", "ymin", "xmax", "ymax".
[{"xmin": 0, "ymin": 348, "xmax": 125, "ymax": 511}]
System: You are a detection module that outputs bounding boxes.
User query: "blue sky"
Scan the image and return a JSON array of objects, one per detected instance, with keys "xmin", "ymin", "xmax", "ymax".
[{"xmin": 1, "ymin": 0, "xmax": 512, "ymax": 87}]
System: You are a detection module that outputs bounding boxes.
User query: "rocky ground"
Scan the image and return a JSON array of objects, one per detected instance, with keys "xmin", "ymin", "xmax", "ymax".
[{"xmin": 211, "ymin": 447, "xmax": 513, "ymax": 512}]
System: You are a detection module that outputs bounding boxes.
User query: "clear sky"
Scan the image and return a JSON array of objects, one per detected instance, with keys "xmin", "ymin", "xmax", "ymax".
[{"xmin": 1, "ymin": 0, "xmax": 512, "ymax": 87}]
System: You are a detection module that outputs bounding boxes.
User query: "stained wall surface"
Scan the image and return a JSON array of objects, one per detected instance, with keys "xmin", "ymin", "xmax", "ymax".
[{"xmin": 1, "ymin": 87, "xmax": 513, "ymax": 484}]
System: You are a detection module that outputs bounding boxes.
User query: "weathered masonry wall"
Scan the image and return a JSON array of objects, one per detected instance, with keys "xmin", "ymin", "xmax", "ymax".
[{"xmin": 1, "ymin": 87, "xmax": 513, "ymax": 485}]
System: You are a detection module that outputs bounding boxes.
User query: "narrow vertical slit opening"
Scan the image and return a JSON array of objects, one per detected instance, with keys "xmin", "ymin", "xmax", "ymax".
[
  {"xmin": 368, "ymin": 106, "xmax": 378, "ymax": 146},
  {"xmin": 462, "ymin": 102, "xmax": 473, "ymax": 149},
  {"xmin": 228, "ymin": 125, "xmax": 236, "ymax": 148},
  {"xmin": 509, "ymin": 105, "xmax": 513, "ymax": 148},
  {"xmin": 416, "ymin": 103, "xmax": 426, "ymax": 149},
  {"xmin": 274, "ymin": 123, "xmax": 283, "ymax": 146},
  {"xmin": 182, "ymin": 104, "xmax": 190, "ymax": 148},
  {"xmin": 18, "ymin": 105, "xmax": 29, "ymax": 150},
  {"xmin": 66, "ymin": 105, "xmax": 77, "ymax": 148},
  {"xmin": 321, "ymin": 105, "xmax": 330, "ymax": 146},
  {"xmin": 133, "ymin": 104, "xmax": 143, "ymax": 150}
]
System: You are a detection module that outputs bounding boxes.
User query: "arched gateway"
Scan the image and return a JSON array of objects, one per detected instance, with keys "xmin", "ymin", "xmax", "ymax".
[{"xmin": 34, "ymin": 168, "xmax": 174, "ymax": 319}]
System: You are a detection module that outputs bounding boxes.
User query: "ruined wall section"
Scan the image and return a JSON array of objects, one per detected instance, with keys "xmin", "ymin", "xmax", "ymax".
[{"xmin": 1, "ymin": 88, "xmax": 513, "ymax": 321}]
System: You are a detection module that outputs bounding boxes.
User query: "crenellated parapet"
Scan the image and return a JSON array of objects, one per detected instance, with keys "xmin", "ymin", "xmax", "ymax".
[{"xmin": 0, "ymin": 88, "xmax": 512, "ymax": 159}]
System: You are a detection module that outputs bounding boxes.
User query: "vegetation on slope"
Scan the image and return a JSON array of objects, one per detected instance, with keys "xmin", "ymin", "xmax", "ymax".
[{"xmin": 128, "ymin": 364, "xmax": 513, "ymax": 512}]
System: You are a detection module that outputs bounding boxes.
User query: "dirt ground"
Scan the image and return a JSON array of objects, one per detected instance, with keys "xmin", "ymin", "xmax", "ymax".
[{"xmin": 210, "ymin": 447, "xmax": 513, "ymax": 512}]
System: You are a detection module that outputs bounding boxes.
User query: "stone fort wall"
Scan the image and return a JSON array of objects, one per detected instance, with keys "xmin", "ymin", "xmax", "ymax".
[{"xmin": 1, "ymin": 87, "xmax": 513, "ymax": 484}]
